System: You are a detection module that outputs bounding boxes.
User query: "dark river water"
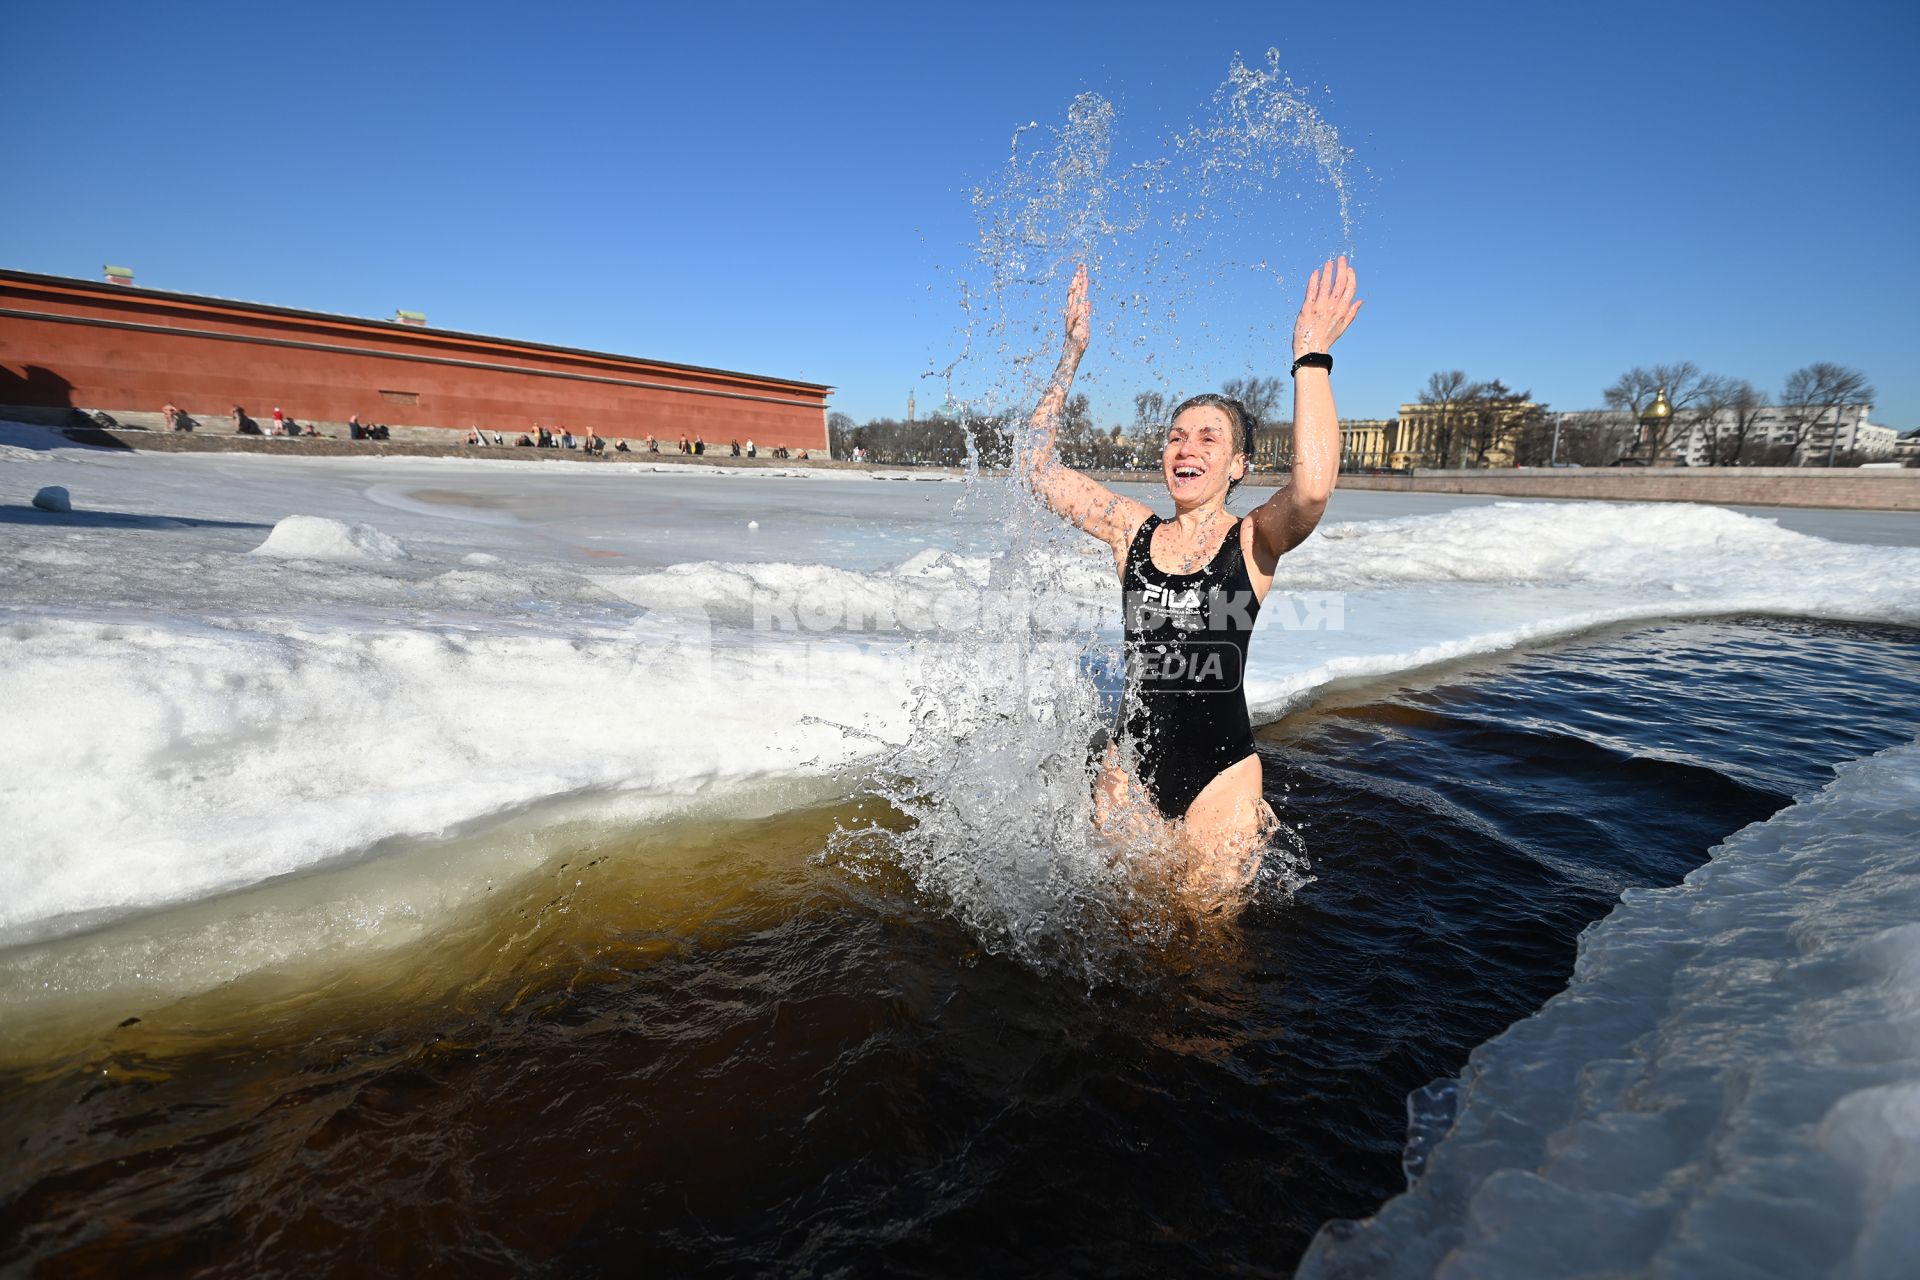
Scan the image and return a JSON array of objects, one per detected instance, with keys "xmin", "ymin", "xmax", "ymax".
[{"xmin": 4, "ymin": 616, "xmax": 1917, "ymax": 1277}]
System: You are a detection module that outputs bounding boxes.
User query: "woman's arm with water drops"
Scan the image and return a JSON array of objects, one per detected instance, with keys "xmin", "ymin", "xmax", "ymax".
[
  {"xmin": 1250, "ymin": 256, "xmax": 1363, "ymax": 564},
  {"xmin": 1023, "ymin": 264, "xmax": 1153, "ymax": 555}
]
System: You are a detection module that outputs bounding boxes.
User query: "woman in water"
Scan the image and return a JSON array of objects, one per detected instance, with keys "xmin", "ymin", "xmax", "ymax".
[{"xmin": 1024, "ymin": 257, "xmax": 1362, "ymax": 904}]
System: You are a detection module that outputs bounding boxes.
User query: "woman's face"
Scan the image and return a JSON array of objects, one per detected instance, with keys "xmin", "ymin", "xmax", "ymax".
[{"xmin": 1162, "ymin": 406, "xmax": 1244, "ymax": 505}]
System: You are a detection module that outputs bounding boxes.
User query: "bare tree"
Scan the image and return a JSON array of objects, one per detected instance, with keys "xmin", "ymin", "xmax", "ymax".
[
  {"xmin": 1579, "ymin": 411, "xmax": 1637, "ymax": 467},
  {"xmin": 1095, "ymin": 424, "xmax": 1133, "ymax": 471},
  {"xmin": 1415, "ymin": 370, "xmax": 1482, "ymax": 467},
  {"xmin": 1604, "ymin": 362, "xmax": 1710, "ymax": 462},
  {"xmin": 966, "ymin": 411, "xmax": 1014, "ymax": 469},
  {"xmin": 1220, "ymin": 375, "xmax": 1286, "ymax": 427},
  {"xmin": 1511, "ymin": 410, "xmax": 1558, "ymax": 467},
  {"xmin": 1128, "ymin": 389, "xmax": 1168, "ymax": 464},
  {"xmin": 1692, "ymin": 377, "xmax": 1770, "ymax": 466},
  {"xmin": 1519, "ymin": 411, "xmax": 1634, "ymax": 468},
  {"xmin": 1053, "ymin": 392, "xmax": 1097, "ymax": 467},
  {"xmin": 1780, "ymin": 363, "xmax": 1875, "ymax": 466},
  {"xmin": 1456, "ymin": 379, "xmax": 1541, "ymax": 467},
  {"xmin": 1602, "ymin": 362, "xmax": 1695, "ymax": 418},
  {"xmin": 832, "ymin": 412, "xmax": 993, "ymax": 467},
  {"xmin": 1460, "ymin": 380, "xmax": 1502, "ymax": 467},
  {"xmin": 1462, "ymin": 386, "xmax": 1536, "ymax": 466},
  {"xmin": 1132, "ymin": 389, "xmax": 1167, "ymax": 429}
]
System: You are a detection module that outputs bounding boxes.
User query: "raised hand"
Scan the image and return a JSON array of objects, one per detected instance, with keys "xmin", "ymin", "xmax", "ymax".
[
  {"xmin": 1063, "ymin": 262, "xmax": 1091, "ymax": 358},
  {"xmin": 1023, "ymin": 260, "xmax": 1153, "ymax": 553},
  {"xmin": 1292, "ymin": 256, "xmax": 1362, "ymax": 359}
]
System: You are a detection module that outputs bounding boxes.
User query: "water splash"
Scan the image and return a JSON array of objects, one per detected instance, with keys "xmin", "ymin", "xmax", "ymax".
[
  {"xmin": 825, "ymin": 480, "xmax": 1158, "ymax": 981},
  {"xmin": 834, "ymin": 51, "xmax": 1347, "ymax": 979},
  {"xmin": 1191, "ymin": 50, "xmax": 1359, "ymax": 247},
  {"xmin": 938, "ymin": 48, "xmax": 1363, "ymax": 424}
]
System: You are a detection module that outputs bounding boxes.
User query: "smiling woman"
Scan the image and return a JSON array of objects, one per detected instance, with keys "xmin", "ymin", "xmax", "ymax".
[{"xmin": 1022, "ymin": 258, "xmax": 1363, "ymax": 906}]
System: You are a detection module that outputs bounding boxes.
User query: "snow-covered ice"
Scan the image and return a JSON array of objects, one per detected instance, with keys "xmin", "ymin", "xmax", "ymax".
[
  {"xmin": 3, "ymin": 427, "xmax": 1917, "ymax": 952},
  {"xmin": 3, "ymin": 424, "xmax": 1919, "ymax": 1273}
]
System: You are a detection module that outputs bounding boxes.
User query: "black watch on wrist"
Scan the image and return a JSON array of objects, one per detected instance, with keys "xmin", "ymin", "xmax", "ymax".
[{"xmin": 1291, "ymin": 352, "xmax": 1333, "ymax": 377}]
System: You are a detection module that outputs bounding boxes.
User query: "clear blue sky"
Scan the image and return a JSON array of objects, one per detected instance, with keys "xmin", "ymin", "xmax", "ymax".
[{"xmin": 7, "ymin": 0, "xmax": 1916, "ymax": 429}]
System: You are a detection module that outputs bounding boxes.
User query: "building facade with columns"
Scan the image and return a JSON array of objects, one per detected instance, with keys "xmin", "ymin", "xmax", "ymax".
[
  {"xmin": 1390, "ymin": 399, "xmax": 1543, "ymax": 469},
  {"xmin": 1338, "ymin": 419, "xmax": 1396, "ymax": 469}
]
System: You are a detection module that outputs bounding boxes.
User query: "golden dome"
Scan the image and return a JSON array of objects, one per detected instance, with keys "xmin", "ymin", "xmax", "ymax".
[{"xmin": 1643, "ymin": 385, "xmax": 1673, "ymax": 420}]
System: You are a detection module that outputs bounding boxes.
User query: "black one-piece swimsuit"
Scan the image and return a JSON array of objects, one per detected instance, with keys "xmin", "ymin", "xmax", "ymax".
[{"xmin": 1117, "ymin": 515, "xmax": 1261, "ymax": 820}]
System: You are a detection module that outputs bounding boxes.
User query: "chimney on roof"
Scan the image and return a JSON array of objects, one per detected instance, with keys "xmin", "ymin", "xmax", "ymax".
[
  {"xmin": 394, "ymin": 308, "xmax": 426, "ymax": 327},
  {"xmin": 104, "ymin": 264, "xmax": 134, "ymax": 286}
]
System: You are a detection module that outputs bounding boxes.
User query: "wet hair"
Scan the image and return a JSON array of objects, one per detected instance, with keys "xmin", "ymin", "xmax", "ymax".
[{"xmin": 1167, "ymin": 393, "xmax": 1255, "ymax": 494}]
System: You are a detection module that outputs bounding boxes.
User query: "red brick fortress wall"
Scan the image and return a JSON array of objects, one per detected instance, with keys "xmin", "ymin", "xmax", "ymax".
[{"xmin": 0, "ymin": 270, "xmax": 831, "ymax": 449}]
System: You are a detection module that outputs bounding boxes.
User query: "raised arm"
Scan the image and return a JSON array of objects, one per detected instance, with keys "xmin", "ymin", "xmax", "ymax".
[
  {"xmin": 1249, "ymin": 256, "xmax": 1363, "ymax": 565},
  {"xmin": 1023, "ymin": 264, "xmax": 1152, "ymax": 556}
]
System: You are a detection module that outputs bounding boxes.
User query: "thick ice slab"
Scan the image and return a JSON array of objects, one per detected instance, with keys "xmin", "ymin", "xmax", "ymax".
[{"xmin": 1297, "ymin": 737, "xmax": 1920, "ymax": 1280}]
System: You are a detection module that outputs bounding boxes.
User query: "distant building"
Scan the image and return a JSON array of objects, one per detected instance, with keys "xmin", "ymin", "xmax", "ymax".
[
  {"xmin": 1250, "ymin": 420, "xmax": 1291, "ymax": 468},
  {"xmin": 1258, "ymin": 418, "xmax": 1407, "ymax": 470},
  {"xmin": 1850, "ymin": 421, "xmax": 1900, "ymax": 460},
  {"xmin": 0, "ymin": 268, "xmax": 832, "ymax": 449},
  {"xmin": 1402, "ymin": 400, "xmax": 1898, "ymax": 468},
  {"xmin": 1338, "ymin": 419, "xmax": 1396, "ymax": 469},
  {"xmin": 1392, "ymin": 399, "xmax": 1542, "ymax": 469},
  {"xmin": 1664, "ymin": 403, "xmax": 1890, "ymax": 465}
]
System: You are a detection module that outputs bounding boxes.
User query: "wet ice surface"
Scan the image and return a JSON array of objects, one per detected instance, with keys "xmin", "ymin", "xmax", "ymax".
[{"xmin": 1296, "ymin": 738, "xmax": 1920, "ymax": 1280}]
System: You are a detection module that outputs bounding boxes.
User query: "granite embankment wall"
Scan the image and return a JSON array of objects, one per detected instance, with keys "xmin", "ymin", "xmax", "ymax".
[
  {"xmin": 1072, "ymin": 465, "xmax": 1918, "ymax": 511},
  {"xmin": 1321, "ymin": 467, "xmax": 1920, "ymax": 511}
]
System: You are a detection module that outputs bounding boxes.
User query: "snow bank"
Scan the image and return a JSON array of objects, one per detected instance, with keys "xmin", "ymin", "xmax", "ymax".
[
  {"xmin": 0, "ymin": 614, "xmax": 904, "ymax": 945},
  {"xmin": 1, "ymin": 469, "xmax": 1916, "ymax": 964},
  {"xmin": 1276, "ymin": 500, "xmax": 1809, "ymax": 589},
  {"xmin": 1297, "ymin": 738, "xmax": 1920, "ymax": 1279},
  {"xmin": 590, "ymin": 547, "xmax": 1086, "ymax": 631},
  {"xmin": 250, "ymin": 514, "xmax": 409, "ymax": 561}
]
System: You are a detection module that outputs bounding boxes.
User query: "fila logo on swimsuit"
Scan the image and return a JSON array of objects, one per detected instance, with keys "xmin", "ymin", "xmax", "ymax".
[
  {"xmin": 1137, "ymin": 581, "xmax": 1204, "ymax": 631},
  {"xmin": 1125, "ymin": 587, "xmax": 1259, "ymax": 634}
]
